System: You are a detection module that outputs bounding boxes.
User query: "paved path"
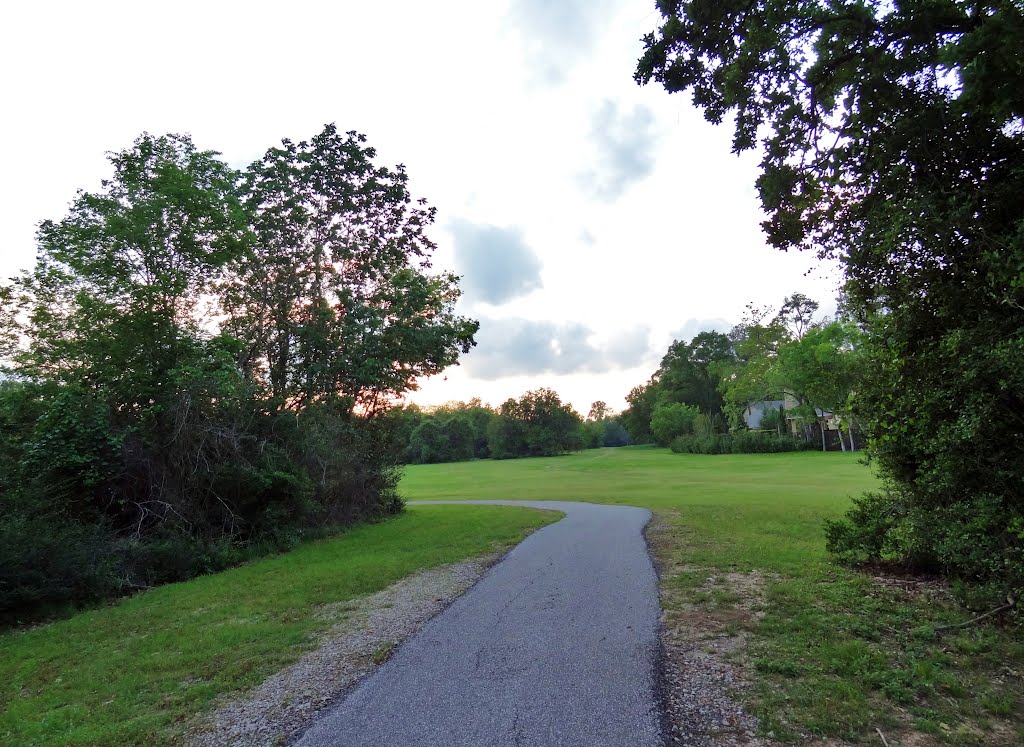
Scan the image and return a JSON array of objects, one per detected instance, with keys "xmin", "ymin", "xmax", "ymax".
[{"xmin": 295, "ymin": 500, "xmax": 663, "ymax": 747}]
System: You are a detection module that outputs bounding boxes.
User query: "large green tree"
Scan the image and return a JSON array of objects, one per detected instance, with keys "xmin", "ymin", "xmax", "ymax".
[
  {"xmin": 772, "ymin": 320, "xmax": 865, "ymax": 451},
  {"xmin": 8, "ymin": 133, "xmax": 248, "ymax": 410},
  {"xmin": 222, "ymin": 125, "xmax": 478, "ymax": 414},
  {"xmin": 719, "ymin": 303, "xmax": 792, "ymax": 429},
  {"xmin": 638, "ymin": 2, "xmax": 1024, "ymax": 597}
]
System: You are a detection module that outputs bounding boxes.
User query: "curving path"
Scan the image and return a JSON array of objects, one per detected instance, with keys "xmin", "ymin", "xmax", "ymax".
[{"xmin": 294, "ymin": 500, "xmax": 663, "ymax": 747}]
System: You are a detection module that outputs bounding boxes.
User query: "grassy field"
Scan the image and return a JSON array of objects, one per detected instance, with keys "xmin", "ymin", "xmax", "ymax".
[
  {"xmin": 402, "ymin": 447, "xmax": 1024, "ymax": 746},
  {"xmin": 0, "ymin": 504, "xmax": 559, "ymax": 746}
]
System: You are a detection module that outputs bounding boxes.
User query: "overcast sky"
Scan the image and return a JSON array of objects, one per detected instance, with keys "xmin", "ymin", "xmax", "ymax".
[{"xmin": 0, "ymin": 0, "xmax": 840, "ymax": 414}]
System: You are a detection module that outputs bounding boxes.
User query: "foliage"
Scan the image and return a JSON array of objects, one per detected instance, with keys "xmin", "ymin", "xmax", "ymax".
[
  {"xmin": 622, "ymin": 295, "xmax": 860, "ymax": 452},
  {"xmin": 389, "ymin": 399, "xmax": 497, "ymax": 464},
  {"xmin": 0, "ymin": 127, "xmax": 476, "ymax": 621},
  {"xmin": 587, "ymin": 400, "xmax": 611, "ymax": 421},
  {"xmin": 670, "ymin": 431, "xmax": 813, "ymax": 455},
  {"xmin": 582, "ymin": 417, "xmax": 633, "ymax": 449},
  {"xmin": 638, "ymin": 1, "xmax": 1024, "ymax": 596},
  {"xmin": 599, "ymin": 419, "xmax": 633, "ymax": 447},
  {"xmin": 487, "ymin": 388, "xmax": 584, "ymax": 459},
  {"xmin": 650, "ymin": 402, "xmax": 699, "ymax": 446},
  {"xmin": 657, "ymin": 331, "xmax": 735, "ymax": 417},
  {"xmin": 221, "ymin": 125, "xmax": 477, "ymax": 414},
  {"xmin": 620, "ymin": 383, "xmax": 658, "ymax": 443},
  {"xmin": 579, "ymin": 400, "xmax": 633, "ymax": 449},
  {"xmin": 406, "ymin": 414, "xmax": 476, "ymax": 464},
  {"xmin": 759, "ymin": 405, "xmax": 786, "ymax": 434},
  {"xmin": 620, "ymin": 330, "xmax": 734, "ymax": 442},
  {"xmin": 771, "ymin": 320, "xmax": 865, "ymax": 450},
  {"xmin": 776, "ymin": 293, "xmax": 819, "ymax": 340},
  {"xmin": 719, "ymin": 303, "xmax": 793, "ymax": 430}
]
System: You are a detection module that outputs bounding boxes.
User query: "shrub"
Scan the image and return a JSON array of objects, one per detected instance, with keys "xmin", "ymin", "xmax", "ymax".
[
  {"xmin": 670, "ymin": 431, "xmax": 813, "ymax": 454},
  {"xmin": 0, "ymin": 382, "xmax": 402, "ymax": 624},
  {"xmin": 650, "ymin": 402, "xmax": 699, "ymax": 446}
]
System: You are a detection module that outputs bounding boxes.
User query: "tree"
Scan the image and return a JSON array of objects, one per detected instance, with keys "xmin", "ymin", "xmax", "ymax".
[
  {"xmin": 657, "ymin": 331, "xmax": 734, "ymax": 418},
  {"xmin": 776, "ymin": 293, "xmax": 819, "ymax": 340},
  {"xmin": 222, "ymin": 124, "xmax": 478, "ymax": 414},
  {"xmin": 0, "ymin": 128, "xmax": 480, "ymax": 619},
  {"xmin": 771, "ymin": 320, "xmax": 865, "ymax": 451},
  {"xmin": 488, "ymin": 388, "xmax": 583, "ymax": 459},
  {"xmin": 621, "ymin": 331, "xmax": 735, "ymax": 441},
  {"xmin": 587, "ymin": 400, "xmax": 611, "ymax": 421},
  {"xmin": 650, "ymin": 402, "xmax": 699, "ymax": 446},
  {"xmin": 599, "ymin": 419, "xmax": 633, "ymax": 447},
  {"xmin": 719, "ymin": 305, "xmax": 792, "ymax": 430},
  {"xmin": 0, "ymin": 285, "xmax": 17, "ymax": 361},
  {"xmin": 7, "ymin": 133, "xmax": 248, "ymax": 410},
  {"xmin": 435, "ymin": 399, "xmax": 496, "ymax": 458},
  {"xmin": 638, "ymin": 2, "xmax": 1024, "ymax": 598},
  {"xmin": 620, "ymin": 383, "xmax": 658, "ymax": 443}
]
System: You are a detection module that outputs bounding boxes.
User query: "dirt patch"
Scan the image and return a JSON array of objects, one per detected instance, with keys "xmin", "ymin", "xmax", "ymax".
[
  {"xmin": 185, "ymin": 554, "xmax": 502, "ymax": 747},
  {"xmin": 647, "ymin": 512, "xmax": 782, "ymax": 747}
]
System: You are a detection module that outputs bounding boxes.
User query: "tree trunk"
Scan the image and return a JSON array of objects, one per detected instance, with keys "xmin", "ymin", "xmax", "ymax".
[{"xmin": 820, "ymin": 422, "xmax": 827, "ymax": 452}]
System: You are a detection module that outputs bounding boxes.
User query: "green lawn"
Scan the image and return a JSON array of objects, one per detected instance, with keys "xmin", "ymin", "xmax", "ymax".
[
  {"xmin": 402, "ymin": 447, "xmax": 875, "ymax": 573},
  {"xmin": 402, "ymin": 446, "xmax": 1024, "ymax": 746},
  {"xmin": 0, "ymin": 504, "xmax": 559, "ymax": 746}
]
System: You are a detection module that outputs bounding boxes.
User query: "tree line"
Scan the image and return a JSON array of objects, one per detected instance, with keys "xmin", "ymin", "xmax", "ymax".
[
  {"xmin": 391, "ymin": 390, "xmax": 631, "ymax": 464},
  {"xmin": 0, "ymin": 127, "xmax": 476, "ymax": 622}
]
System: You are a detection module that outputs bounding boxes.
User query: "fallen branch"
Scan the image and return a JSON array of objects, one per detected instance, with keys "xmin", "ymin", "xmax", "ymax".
[
  {"xmin": 875, "ymin": 727, "xmax": 890, "ymax": 747},
  {"xmin": 935, "ymin": 594, "xmax": 1016, "ymax": 633}
]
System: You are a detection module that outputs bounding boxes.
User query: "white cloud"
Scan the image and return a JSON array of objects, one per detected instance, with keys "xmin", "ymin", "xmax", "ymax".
[
  {"xmin": 449, "ymin": 221, "xmax": 543, "ymax": 305},
  {"xmin": 463, "ymin": 318, "xmax": 652, "ymax": 380},
  {"xmin": 507, "ymin": 0, "xmax": 619, "ymax": 85},
  {"xmin": 580, "ymin": 100, "xmax": 660, "ymax": 201}
]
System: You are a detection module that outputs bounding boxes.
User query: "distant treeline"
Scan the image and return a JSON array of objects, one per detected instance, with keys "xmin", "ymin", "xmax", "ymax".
[
  {"xmin": 0, "ymin": 127, "xmax": 476, "ymax": 623},
  {"xmin": 392, "ymin": 390, "xmax": 632, "ymax": 464}
]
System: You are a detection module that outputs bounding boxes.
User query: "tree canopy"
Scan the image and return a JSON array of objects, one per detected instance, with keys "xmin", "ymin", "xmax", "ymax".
[{"xmin": 638, "ymin": 1, "xmax": 1024, "ymax": 600}]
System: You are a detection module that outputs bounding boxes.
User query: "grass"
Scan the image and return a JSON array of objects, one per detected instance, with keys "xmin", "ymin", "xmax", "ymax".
[
  {"xmin": 401, "ymin": 446, "xmax": 1024, "ymax": 745},
  {"xmin": 0, "ymin": 504, "xmax": 559, "ymax": 746}
]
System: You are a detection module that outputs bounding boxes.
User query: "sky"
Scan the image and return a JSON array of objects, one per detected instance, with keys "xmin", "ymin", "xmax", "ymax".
[{"xmin": 0, "ymin": 0, "xmax": 840, "ymax": 414}]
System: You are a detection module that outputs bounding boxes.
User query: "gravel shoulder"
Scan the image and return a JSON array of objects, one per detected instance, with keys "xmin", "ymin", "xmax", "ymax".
[{"xmin": 185, "ymin": 554, "xmax": 506, "ymax": 747}]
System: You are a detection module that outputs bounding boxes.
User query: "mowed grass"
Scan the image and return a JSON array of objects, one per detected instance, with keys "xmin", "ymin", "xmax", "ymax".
[
  {"xmin": 402, "ymin": 447, "xmax": 1024, "ymax": 745},
  {"xmin": 402, "ymin": 446, "xmax": 875, "ymax": 573},
  {"xmin": 0, "ymin": 504, "xmax": 559, "ymax": 746}
]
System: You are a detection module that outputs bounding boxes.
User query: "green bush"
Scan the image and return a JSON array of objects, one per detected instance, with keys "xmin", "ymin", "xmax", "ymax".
[
  {"xmin": 651, "ymin": 402, "xmax": 699, "ymax": 446},
  {"xmin": 0, "ymin": 381, "xmax": 402, "ymax": 624},
  {"xmin": 670, "ymin": 431, "xmax": 813, "ymax": 454},
  {"xmin": 828, "ymin": 485, "xmax": 1024, "ymax": 609}
]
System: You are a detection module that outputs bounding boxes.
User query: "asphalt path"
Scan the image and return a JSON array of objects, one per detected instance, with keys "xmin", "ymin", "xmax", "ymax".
[{"xmin": 294, "ymin": 500, "xmax": 663, "ymax": 747}]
